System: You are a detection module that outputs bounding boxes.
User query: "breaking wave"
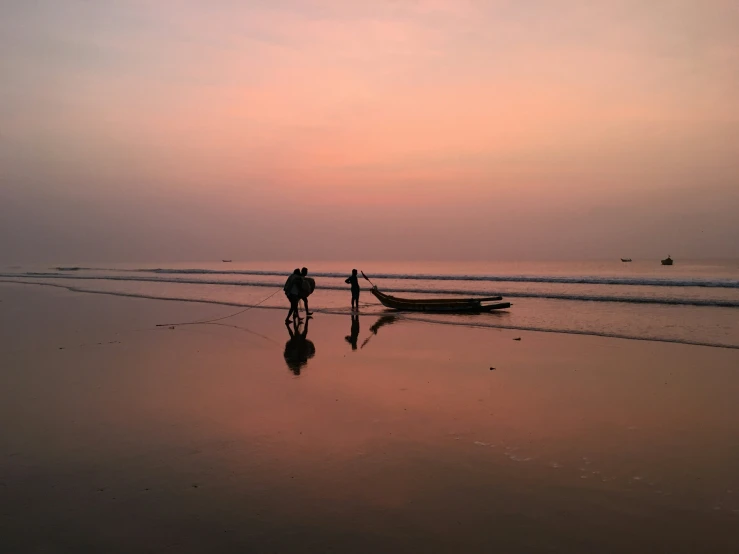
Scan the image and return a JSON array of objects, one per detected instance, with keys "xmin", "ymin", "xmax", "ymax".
[
  {"xmin": 3, "ymin": 278, "xmax": 738, "ymax": 350},
  {"xmin": 49, "ymin": 266, "xmax": 739, "ymax": 289},
  {"xmin": 3, "ymin": 272, "xmax": 739, "ymax": 308}
]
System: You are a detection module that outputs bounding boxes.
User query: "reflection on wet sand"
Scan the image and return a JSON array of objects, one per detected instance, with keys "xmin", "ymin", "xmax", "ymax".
[
  {"xmin": 361, "ymin": 315, "xmax": 400, "ymax": 349},
  {"xmin": 283, "ymin": 319, "xmax": 315, "ymax": 375},
  {"xmin": 345, "ymin": 314, "xmax": 360, "ymax": 350},
  {"xmin": 4, "ymin": 287, "xmax": 739, "ymax": 553}
]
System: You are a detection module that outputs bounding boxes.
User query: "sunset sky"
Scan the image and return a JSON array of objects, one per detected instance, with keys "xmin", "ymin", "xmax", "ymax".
[{"xmin": 1, "ymin": 0, "xmax": 738, "ymax": 262}]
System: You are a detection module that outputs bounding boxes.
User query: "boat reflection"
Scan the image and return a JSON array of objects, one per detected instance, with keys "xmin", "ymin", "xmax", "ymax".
[
  {"xmin": 345, "ymin": 314, "xmax": 360, "ymax": 350},
  {"xmin": 360, "ymin": 315, "xmax": 400, "ymax": 349},
  {"xmin": 283, "ymin": 319, "xmax": 315, "ymax": 375}
]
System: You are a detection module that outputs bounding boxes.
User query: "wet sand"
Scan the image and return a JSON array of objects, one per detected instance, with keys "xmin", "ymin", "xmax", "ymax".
[{"xmin": 2, "ymin": 282, "xmax": 739, "ymax": 553}]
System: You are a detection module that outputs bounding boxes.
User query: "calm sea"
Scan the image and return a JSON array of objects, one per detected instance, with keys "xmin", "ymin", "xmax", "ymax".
[{"xmin": 2, "ymin": 260, "xmax": 738, "ymax": 349}]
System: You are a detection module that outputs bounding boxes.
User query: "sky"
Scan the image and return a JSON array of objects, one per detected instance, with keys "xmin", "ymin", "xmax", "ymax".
[{"xmin": 1, "ymin": 0, "xmax": 738, "ymax": 262}]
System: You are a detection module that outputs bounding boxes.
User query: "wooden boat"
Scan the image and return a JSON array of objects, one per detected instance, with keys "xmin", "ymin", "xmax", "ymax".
[
  {"xmin": 661, "ymin": 255, "xmax": 673, "ymax": 266},
  {"xmin": 621, "ymin": 258, "xmax": 632, "ymax": 262},
  {"xmin": 370, "ymin": 287, "xmax": 511, "ymax": 313}
]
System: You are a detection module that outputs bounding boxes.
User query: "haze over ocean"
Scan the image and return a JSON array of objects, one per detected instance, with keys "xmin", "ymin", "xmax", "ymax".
[{"xmin": 2, "ymin": 1, "xmax": 738, "ymax": 263}]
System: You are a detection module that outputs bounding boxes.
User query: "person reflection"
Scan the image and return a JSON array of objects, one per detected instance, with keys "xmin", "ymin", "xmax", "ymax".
[
  {"xmin": 283, "ymin": 319, "xmax": 315, "ymax": 375},
  {"xmin": 345, "ymin": 314, "xmax": 360, "ymax": 350}
]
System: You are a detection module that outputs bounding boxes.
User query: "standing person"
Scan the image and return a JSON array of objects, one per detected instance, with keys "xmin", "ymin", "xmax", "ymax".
[
  {"xmin": 345, "ymin": 269, "xmax": 360, "ymax": 311},
  {"xmin": 299, "ymin": 267, "xmax": 314, "ymax": 317},
  {"xmin": 284, "ymin": 268, "xmax": 303, "ymax": 324}
]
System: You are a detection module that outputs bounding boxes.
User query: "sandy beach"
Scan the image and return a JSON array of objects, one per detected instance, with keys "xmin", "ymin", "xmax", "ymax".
[{"xmin": 2, "ymin": 282, "xmax": 739, "ymax": 553}]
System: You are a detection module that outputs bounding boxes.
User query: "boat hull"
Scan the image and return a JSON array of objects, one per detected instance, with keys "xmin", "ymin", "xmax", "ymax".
[{"xmin": 371, "ymin": 288, "xmax": 510, "ymax": 313}]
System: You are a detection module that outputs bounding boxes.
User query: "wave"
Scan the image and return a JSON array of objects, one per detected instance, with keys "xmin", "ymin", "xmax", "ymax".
[
  {"xmin": 4, "ymin": 272, "xmax": 739, "ymax": 308},
  {"xmin": 46, "ymin": 266, "xmax": 739, "ymax": 289},
  {"xmin": 3, "ymin": 278, "xmax": 738, "ymax": 351}
]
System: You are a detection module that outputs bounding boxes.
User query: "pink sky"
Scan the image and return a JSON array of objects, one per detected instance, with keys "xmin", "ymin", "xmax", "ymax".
[{"xmin": 1, "ymin": 0, "xmax": 738, "ymax": 261}]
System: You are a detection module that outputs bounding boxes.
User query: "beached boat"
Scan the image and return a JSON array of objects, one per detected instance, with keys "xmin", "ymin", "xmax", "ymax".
[
  {"xmin": 370, "ymin": 287, "xmax": 511, "ymax": 313},
  {"xmin": 621, "ymin": 258, "xmax": 632, "ymax": 262},
  {"xmin": 661, "ymin": 255, "xmax": 673, "ymax": 266}
]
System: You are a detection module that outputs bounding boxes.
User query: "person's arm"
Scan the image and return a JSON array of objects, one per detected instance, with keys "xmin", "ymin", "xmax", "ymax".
[{"xmin": 345, "ymin": 276, "xmax": 351, "ymax": 284}]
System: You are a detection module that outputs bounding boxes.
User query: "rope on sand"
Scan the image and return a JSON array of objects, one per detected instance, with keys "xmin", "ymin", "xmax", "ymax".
[{"xmin": 156, "ymin": 288, "xmax": 283, "ymax": 328}]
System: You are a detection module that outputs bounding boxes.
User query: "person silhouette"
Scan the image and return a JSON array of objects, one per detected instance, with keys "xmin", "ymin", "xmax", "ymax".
[
  {"xmin": 345, "ymin": 314, "xmax": 359, "ymax": 350},
  {"xmin": 299, "ymin": 267, "xmax": 315, "ymax": 317},
  {"xmin": 283, "ymin": 319, "xmax": 315, "ymax": 375},
  {"xmin": 345, "ymin": 269, "xmax": 360, "ymax": 311},
  {"xmin": 284, "ymin": 268, "xmax": 303, "ymax": 324}
]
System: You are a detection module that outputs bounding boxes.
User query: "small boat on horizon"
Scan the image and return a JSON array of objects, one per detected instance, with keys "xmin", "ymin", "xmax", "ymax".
[
  {"xmin": 621, "ymin": 258, "xmax": 632, "ymax": 262},
  {"xmin": 222, "ymin": 259, "xmax": 232, "ymax": 263},
  {"xmin": 661, "ymin": 255, "xmax": 673, "ymax": 266}
]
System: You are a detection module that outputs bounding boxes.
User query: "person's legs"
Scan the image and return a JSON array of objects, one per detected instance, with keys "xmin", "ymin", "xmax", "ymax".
[
  {"xmin": 292, "ymin": 296, "xmax": 302, "ymax": 321},
  {"xmin": 287, "ymin": 295, "xmax": 301, "ymax": 322},
  {"xmin": 286, "ymin": 293, "xmax": 294, "ymax": 322},
  {"xmin": 302, "ymin": 297, "xmax": 313, "ymax": 316}
]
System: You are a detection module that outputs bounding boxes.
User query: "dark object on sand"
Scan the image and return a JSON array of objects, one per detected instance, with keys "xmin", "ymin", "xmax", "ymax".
[
  {"xmin": 370, "ymin": 287, "xmax": 510, "ymax": 313},
  {"xmin": 661, "ymin": 255, "xmax": 673, "ymax": 266},
  {"xmin": 621, "ymin": 258, "xmax": 632, "ymax": 262},
  {"xmin": 489, "ymin": 367, "xmax": 495, "ymax": 371},
  {"xmin": 513, "ymin": 337, "xmax": 521, "ymax": 341}
]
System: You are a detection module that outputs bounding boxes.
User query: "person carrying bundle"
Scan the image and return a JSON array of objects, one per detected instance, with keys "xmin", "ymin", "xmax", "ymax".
[{"xmin": 284, "ymin": 268, "xmax": 303, "ymax": 324}]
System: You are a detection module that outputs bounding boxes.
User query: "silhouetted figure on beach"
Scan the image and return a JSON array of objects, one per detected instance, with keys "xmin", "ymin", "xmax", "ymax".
[
  {"xmin": 345, "ymin": 314, "xmax": 359, "ymax": 350},
  {"xmin": 284, "ymin": 268, "xmax": 303, "ymax": 324},
  {"xmin": 300, "ymin": 267, "xmax": 314, "ymax": 317},
  {"xmin": 283, "ymin": 319, "xmax": 315, "ymax": 375},
  {"xmin": 345, "ymin": 269, "xmax": 360, "ymax": 311}
]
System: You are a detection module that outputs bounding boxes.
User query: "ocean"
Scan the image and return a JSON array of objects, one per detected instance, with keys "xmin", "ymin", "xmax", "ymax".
[{"xmin": 2, "ymin": 259, "xmax": 738, "ymax": 349}]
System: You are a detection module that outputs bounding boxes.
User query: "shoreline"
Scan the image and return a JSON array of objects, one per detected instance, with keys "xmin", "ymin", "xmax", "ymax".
[{"xmin": 2, "ymin": 278, "xmax": 739, "ymax": 350}]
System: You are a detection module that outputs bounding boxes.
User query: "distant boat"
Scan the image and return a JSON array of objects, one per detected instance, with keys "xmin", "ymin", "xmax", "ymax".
[
  {"xmin": 222, "ymin": 259, "xmax": 232, "ymax": 263},
  {"xmin": 661, "ymin": 255, "xmax": 673, "ymax": 266},
  {"xmin": 621, "ymin": 258, "xmax": 632, "ymax": 262}
]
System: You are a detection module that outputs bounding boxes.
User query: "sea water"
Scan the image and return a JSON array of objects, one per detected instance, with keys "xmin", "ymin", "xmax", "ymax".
[{"xmin": 2, "ymin": 259, "xmax": 738, "ymax": 349}]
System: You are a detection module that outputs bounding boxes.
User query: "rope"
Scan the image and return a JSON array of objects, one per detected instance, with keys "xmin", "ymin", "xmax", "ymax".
[{"xmin": 156, "ymin": 288, "xmax": 283, "ymax": 327}]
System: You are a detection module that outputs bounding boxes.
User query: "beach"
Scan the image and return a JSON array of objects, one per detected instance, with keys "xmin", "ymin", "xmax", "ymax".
[{"xmin": 2, "ymin": 281, "xmax": 739, "ymax": 553}]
